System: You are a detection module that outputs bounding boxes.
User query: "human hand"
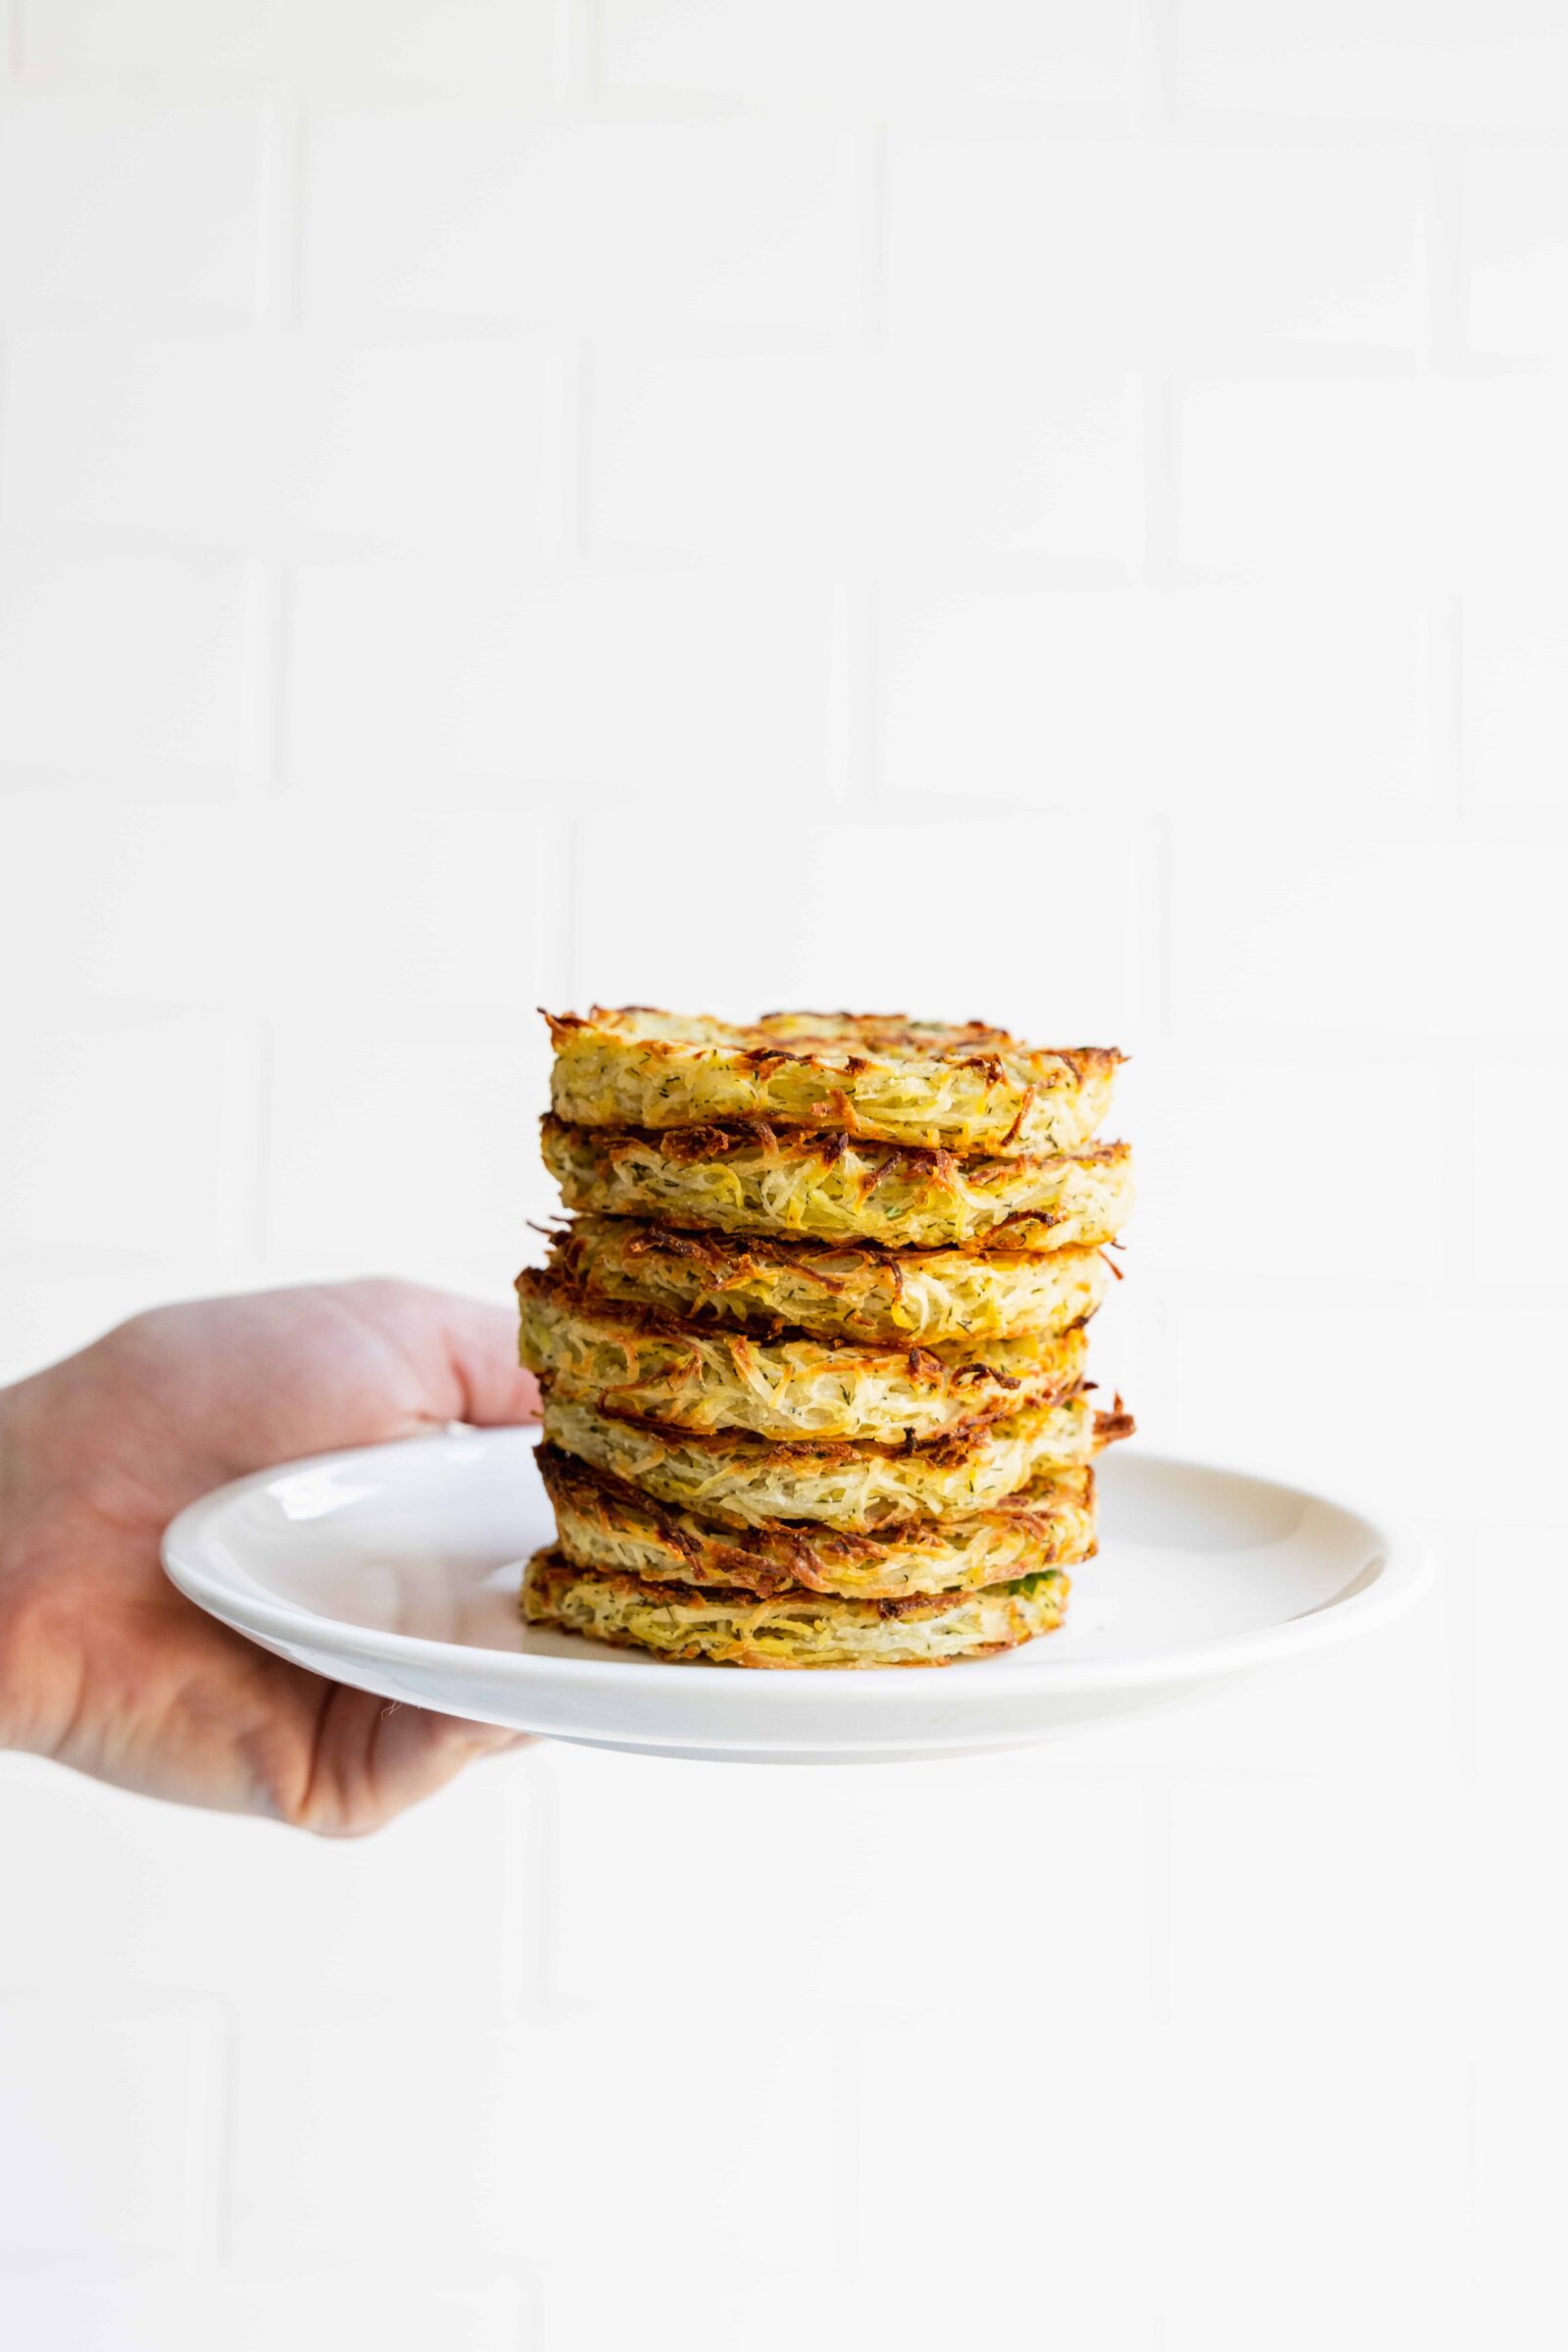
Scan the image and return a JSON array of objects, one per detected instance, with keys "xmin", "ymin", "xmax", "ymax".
[{"xmin": 0, "ymin": 1281, "xmax": 539, "ymax": 1832}]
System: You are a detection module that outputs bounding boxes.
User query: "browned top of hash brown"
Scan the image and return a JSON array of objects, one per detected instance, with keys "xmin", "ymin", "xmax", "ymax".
[{"xmin": 545, "ymin": 1005, "xmax": 1121, "ymax": 1081}]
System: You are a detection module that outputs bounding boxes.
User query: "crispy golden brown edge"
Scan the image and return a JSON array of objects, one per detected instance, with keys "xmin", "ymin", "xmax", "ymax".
[
  {"xmin": 539, "ymin": 1115, "xmax": 1133, "ymax": 1253},
  {"xmin": 516, "ymin": 1266, "xmax": 1091, "ymax": 1445},
  {"xmin": 538, "ymin": 1442, "xmax": 1098, "ymax": 1598},
  {"xmin": 520, "ymin": 1546, "xmax": 1071, "ymax": 1669},
  {"xmin": 545, "ymin": 1390, "xmax": 1130, "ymax": 1462},
  {"xmin": 545, "ymin": 1003, "xmax": 1122, "ymax": 1079},
  {"xmin": 543, "ymin": 1006, "xmax": 1122, "ymax": 1156},
  {"xmin": 541, "ymin": 1213, "xmax": 1112, "ymax": 1348},
  {"xmin": 542, "ymin": 1112, "xmax": 1129, "ymax": 1189}
]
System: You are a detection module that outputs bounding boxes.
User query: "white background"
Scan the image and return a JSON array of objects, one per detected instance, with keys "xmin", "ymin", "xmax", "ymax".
[{"xmin": 1, "ymin": 2, "xmax": 1565, "ymax": 2346}]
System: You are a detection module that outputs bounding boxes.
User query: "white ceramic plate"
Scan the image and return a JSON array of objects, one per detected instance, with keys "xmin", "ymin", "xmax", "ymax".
[{"xmin": 163, "ymin": 1428, "xmax": 1428, "ymax": 1764}]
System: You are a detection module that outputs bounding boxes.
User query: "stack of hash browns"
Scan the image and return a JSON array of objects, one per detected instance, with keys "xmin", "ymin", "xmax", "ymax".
[{"xmin": 517, "ymin": 1007, "xmax": 1133, "ymax": 1669}]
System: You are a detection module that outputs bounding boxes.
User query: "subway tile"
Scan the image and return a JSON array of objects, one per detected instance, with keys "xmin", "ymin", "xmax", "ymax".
[
  {"xmin": 303, "ymin": 113, "xmax": 537, "ymax": 320},
  {"xmin": 287, "ymin": 557, "xmax": 534, "ymax": 783},
  {"xmin": 601, "ymin": 0, "xmax": 845, "ymax": 98},
  {"xmin": 0, "ymin": 331, "xmax": 265, "ymax": 545},
  {"xmin": 0, "ymin": 804, "xmax": 260, "ymax": 1011},
  {"xmin": 278, "ymin": 332, "xmax": 553, "ymax": 545},
  {"xmin": 0, "ymin": 1995, "xmax": 221, "ymax": 2259},
  {"xmin": 573, "ymin": 811, "xmax": 1136, "ymax": 1040},
  {"xmin": 1463, "ymin": 139, "xmax": 1568, "ymax": 356},
  {"xmin": 875, "ymin": 0, "xmax": 1134, "ymax": 105},
  {"xmin": 1461, "ymin": 589, "xmax": 1568, "ymax": 807},
  {"xmin": 1179, "ymin": 378, "xmax": 1434, "ymax": 577},
  {"xmin": 1177, "ymin": 0, "xmax": 1568, "ymax": 129},
  {"xmin": 1179, "ymin": 374, "xmax": 1568, "ymax": 593},
  {"xmin": 887, "ymin": 136, "xmax": 1144, "ymax": 349},
  {"xmin": 602, "ymin": 0, "xmax": 1136, "ymax": 108},
  {"xmin": 880, "ymin": 587, "xmax": 1431, "ymax": 806},
  {"xmin": 590, "ymin": 350, "xmax": 1141, "ymax": 564},
  {"xmin": 0, "ymin": 555, "xmax": 252, "ymax": 782},
  {"xmin": 229, "ymin": 2008, "xmax": 522, "ymax": 2264},
  {"xmin": 1161, "ymin": 2019, "xmax": 1471, "ymax": 2351},
  {"xmin": 502, "ymin": 2010, "xmax": 841, "ymax": 2269},
  {"xmin": 1155, "ymin": 140, "xmax": 1425, "ymax": 352},
  {"xmin": 232, "ymin": 1999, "xmax": 836, "ymax": 2267},
  {"xmin": 0, "ymin": 1259, "xmax": 246, "ymax": 1388},
  {"xmin": 0, "ymin": 2270, "xmax": 530, "ymax": 2352},
  {"xmin": 533, "ymin": 2266, "xmax": 814, "ymax": 2352},
  {"xmin": 0, "ymin": 2274, "xmax": 191, "ymax": 2352},
  {"xmin": 0, "ymin": 93, "xmax": 265, "ymax": 317},
  {"xmin": 1446, "ymin": 373, "xmax": 1568, "ymax": 582},
  {"xmin": 3, "ymin": 802, "xmax": 552, "ymax": 1012},
  {"xmin": 286, "ymin": 564, "xmax": 833, "ymax": 795},
  {"xmin": 266, "ymin": 1010, "xmax": 558, "ymax": 1262},
  {"xmin": 209, "ymin": 2276, "xmax": 531, "ymax": 2352},
  {"xmin": 0, "ymin": 1762, "xmax": 528, "ymax": 2010},
  {"xmin": 25, "ymin": 0, "xmax": 554, "ymax": 97},
  {"xmin": 1473, "ymin": 2045, "xmax": 1564, "ymax": 2352},
  {"xmin": 1127, "ymin": 1057, "xmax": 1442, "ymax": 1282},
  {"xmin": 1466, "ymin": 1820, "xmax": 1556, "ymax": 2282},
  {"xmin": 1154, "ymin": 584, "xmax": 1433, "ymax": 805},
  {"xmin": 0, "ymin": 1017, "xmax": 234, "ymax": 1255},
  {"xmin": 588, "ymin": 351, "xmax": 852, "ymax": 558},
  {"xmin": 1166, "ymin": 1302, "xmax": 1568, "ymax": 1526},
  {"xmin": 895, "ymin": 135, "xmax": 1423, "ymax": 362},
  {"xmin": 1468, "ymin": 1066, "xmax": 1568, "ymax": 1285},
  {"xmin": 0, "ymin": 329, "xmax": 553, "ymax": 550},
  {"xmin": 1474, "ymin": 1518, "xmax": 1568, "ymax": 1788},
  {"xmin": 854, "ymin": 2018, "xmax": 1166, "ymax": 2350},
  {"xmin": 1167, "ymin": 1775, "xmax": 1469, "ymax": 2032},
  {"xmin": 4, "ymin": 799, "xmax": 557, "ymax": 1028},
  {"xmin": 868, "ymin": 353, "xmax": 1141, "ymax": 562},
  {"xmin": 883, "ymin": 589, "xmax": 1136, "ymax": 804},
  {"xmin": 1171, "ymin": 830, "xmax": 1568, "ymax": 1037},
  {"xmin": 549, "ymin": 1745, "xmax": 1153, "ymax": 2020},
  {"xmin": 1471, "ymin": 1773, "xmax": 1568, "ymax": 2261},
  {"xmin": 306, "ymin": 115, "xmax": 857, "ymax": 330},
  {"xmin": 256, "ymin": 805, "xmax": 555, "ymax": 1012}
]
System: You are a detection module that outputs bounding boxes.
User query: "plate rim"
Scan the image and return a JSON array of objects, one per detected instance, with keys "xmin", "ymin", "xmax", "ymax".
[{"xmin": 162, "ymin": 1426, "xmax": 1433, "ymax": 1703}]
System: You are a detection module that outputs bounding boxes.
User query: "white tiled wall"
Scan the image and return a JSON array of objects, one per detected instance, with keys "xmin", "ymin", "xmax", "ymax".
[{"xmin": 0, "ymin": 2, "xmax": 1563, "ymax": 2346}]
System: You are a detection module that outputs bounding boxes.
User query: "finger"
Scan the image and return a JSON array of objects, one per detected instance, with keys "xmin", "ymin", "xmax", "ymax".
[
  {"xmin": 298, "ymin": 1683, "xmax": 533, "ymax": 1836},
  {"xmin": 369, "ymin": 1284, "xmax": 541, "ymax": 1429},
  {"xmin": 445, "ymin": 1299, "xmax": 542, "ymax": 1426}
]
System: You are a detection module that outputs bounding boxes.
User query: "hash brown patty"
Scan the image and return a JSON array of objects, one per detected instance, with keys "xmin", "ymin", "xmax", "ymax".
[
  {"xmin": 540, "ymin": 1116, "xmax": 1133, "ymax": 1251},
  {"xmin": 547, "ymin": 1004, "xmax": 1120, "ymax": 1156},
  {"xmin": 545, "ymin": 1213, "xmax": 1112, "ymax": 1350},
  {"xmin": 538, "ymin": 1388, "xmax": 1132, "ymax": 1533},
  {"xmin": 521, "ymin": 1547, "xmax": 1071, "ymax": 1668},
  {"xmin": 541, "ymin": 1445, "xmax": 1097, "ymax": 1600}
]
